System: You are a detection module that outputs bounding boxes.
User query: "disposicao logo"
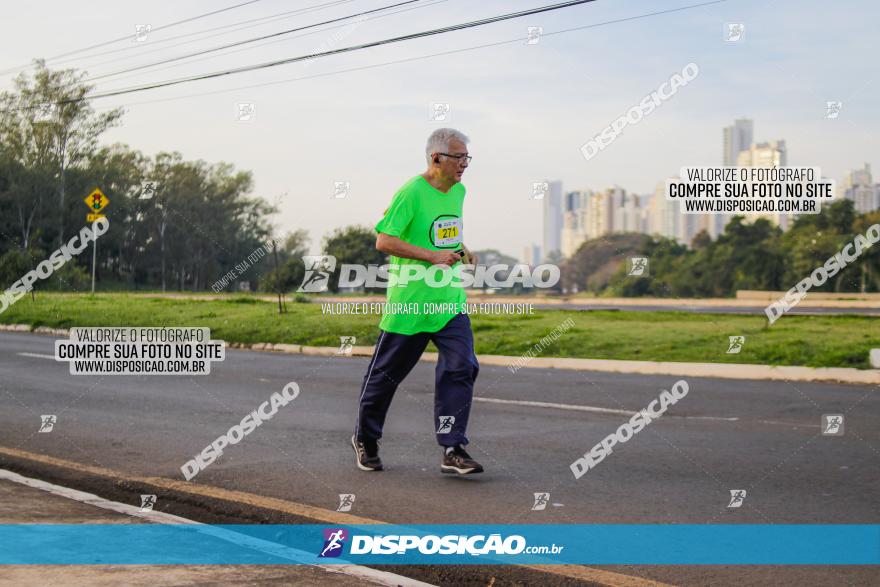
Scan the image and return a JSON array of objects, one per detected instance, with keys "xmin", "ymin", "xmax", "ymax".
[{"xmin": 319, "ymin": 528, "xmax": 348, "ymax": 558}]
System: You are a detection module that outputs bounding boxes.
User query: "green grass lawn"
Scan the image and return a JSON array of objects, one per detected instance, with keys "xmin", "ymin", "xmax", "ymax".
[{"xmin": 2, "ymin": 293, "xmax": 878, "ymax": 369}]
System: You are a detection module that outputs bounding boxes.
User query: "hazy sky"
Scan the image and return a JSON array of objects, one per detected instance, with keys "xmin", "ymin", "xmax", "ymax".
[{"xmin": 2, "ymin": 0, "xmax": 876, "ymax": 258}]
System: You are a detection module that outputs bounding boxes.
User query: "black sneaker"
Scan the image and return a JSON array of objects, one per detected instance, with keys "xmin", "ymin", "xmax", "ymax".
[
  {"xmin": 441, "ymin": 445, "xmax": 483, "ymax": 475},
  {"xmin": 351, "ymin": 435, "xmax": 383, "ymax": 471}
]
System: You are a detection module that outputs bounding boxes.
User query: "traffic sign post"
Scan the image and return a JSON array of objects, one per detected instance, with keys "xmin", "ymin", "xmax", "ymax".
[
  {"xmin": 91, "ymin": 226, "xmax": 97, "ymax": 294},
  {"xmin": 84, "ymin": 189, "xmax": 109, "ymax": 294}
]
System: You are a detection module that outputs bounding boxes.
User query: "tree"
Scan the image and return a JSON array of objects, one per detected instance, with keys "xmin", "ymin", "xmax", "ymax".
[
  {"xmin": 470, "ymin": 248, "xmax": 524, "ymax": 293},
  {"xmin": 783, "ymin": 200, "xmax": 863, "ymax": 292},
  {"xmin": 691, "ymin": 229, "xmax": 712, "ymax": 250},
  {"xmin": 142, "ymin": 152, "xmax": 274, "ymax": 291},
  {"xmin": 561, "ymin": 233, "xmax": 651, "ymax": 294},
  {"xmin": 260, "ymin": 229, "xmax": 310, "ymax": 293},
  {"xmin": 852, "ymin": 211, "xmax": 880, "ymax": 292},
  {"xmin": 323, "ymin": 225, "xmax": 386, "ymax": 292},
  {"xmin": 0, "ymin": 60, "xmax": 122, "ymax": 249},
  {"xmin": 0, "ymin": 63, "xmax": 282, "ymax": 293},
  {"xmin": 85, "ymin": 144, "xmax": 149, "ymax": 287},
  {"xmin": 611, "ymin": 236, "xmax": 689, "ymax": 297}
]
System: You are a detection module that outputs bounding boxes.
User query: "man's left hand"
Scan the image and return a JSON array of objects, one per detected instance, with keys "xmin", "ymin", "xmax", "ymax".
[{"xmin": 461, "ymin": 245, "xmax": 478, "ymax": 265}]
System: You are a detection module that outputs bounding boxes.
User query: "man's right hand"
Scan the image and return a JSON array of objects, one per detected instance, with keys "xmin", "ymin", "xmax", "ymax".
[
  {"xmin": 377, "ymin": 234, "xmax": 463, "ymax": 266},
  {"xmin": 427, "ymin": 250, "xmax": 463, "ymax": 266}
]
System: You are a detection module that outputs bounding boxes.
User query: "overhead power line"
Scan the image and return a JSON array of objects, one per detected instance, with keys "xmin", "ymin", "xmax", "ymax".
[
  {"xmin": 84, "ymin": 0, "xmax": 426, "ymax": 83},
  {"xmin": 86, "ymin": 0, "xmax": 448, "ymax": 90},
  {"xmin": 33, "ymin": 0, "xmax": 359, "ymax": 73},
  {"xmin": 104, "ymin": 0, "xmax": 728, "ymax": 111},
  {"xmin": 0, "ymin": 0, "xmax": 267, "ymax": 75},
  {"xmin": 71, "ymin": 0, "xmax": 602, "ymax": 103}
]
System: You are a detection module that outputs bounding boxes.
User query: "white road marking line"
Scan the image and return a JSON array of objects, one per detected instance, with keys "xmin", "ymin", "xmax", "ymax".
[
  {"xmin": 12, "ymin": 353, "xmax": 754, "ymax": 424},
  {"xmin": 17, "ymin": 352, "xmax": 56, "ymax": 360},
  {"xmin": 757, "ymin": 419, "xmax": 821, "ymax": 428},
  {"xmin": 0, "ymin": 468, "xmax": 435, "ymax": 587},
  {"xmin": 474, "ymin": 396, "xmax": 739, "ymax": 422}
]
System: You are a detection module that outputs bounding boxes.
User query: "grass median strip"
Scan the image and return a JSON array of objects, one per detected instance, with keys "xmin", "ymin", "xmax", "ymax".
[{"xmin": 2, "ymin": 293, "xmax": 878, "ymax": 369}]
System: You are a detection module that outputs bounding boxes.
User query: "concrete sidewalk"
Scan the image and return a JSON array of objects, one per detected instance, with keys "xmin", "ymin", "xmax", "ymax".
[{"xmin": 0, "ymin": 473, "xmax": 407, "ymax": 587}]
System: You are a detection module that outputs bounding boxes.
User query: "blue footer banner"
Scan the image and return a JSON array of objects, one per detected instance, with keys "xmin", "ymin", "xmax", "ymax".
[{"xmin": 1, "ymin": 524, "xmax": 877, "ymax": 565}]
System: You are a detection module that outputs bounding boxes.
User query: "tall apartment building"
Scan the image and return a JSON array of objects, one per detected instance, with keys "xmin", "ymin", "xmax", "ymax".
[
  {"xmin": 561, "ymin": 190, "xmax": 592, "ymax": 258},
  {"xmin": 542, "ymin": 180, "xmax": 563, "ymax": 260},
  {"xmin": 636, "ymin": 194, "xmax": 653, "ymax": 234},
  {"xmin": 648, "ymin": 179, "xmax": 708, "ymax": 246},
  {"xmin": 718, "ymin": 119, "xmax": 754, "ymax": 238},
  {"xmin": 737, "ymin": 140, "xmax": 787, "ymax": 168},
  {"xmin": 586, "ymin": 188, "xmax": 614, "ymax": 239},
  {"xmin": 615, "ymin": 191, "xmax": 642, "ymax": 233},
  {"xmin": 649, "ymin": 180, "xmax": 680, "ymax": 242},
  {"xmin": 521, "ymin": 243, "xmax": 542, "ymax": 266},
  {"xmin": 559, "ymin": 186, "xmax": 650, "ymax": 256},
  {"xmin": 841, "ymin": 163, "xmax": 878, "ymax": 213},
  {"xmin": 737, "ymin": 139, "xmax": 791, "ymax": 229},
  {"xmin": 723, "ymin": 119, "xmax": 754, "ymax": 166}
]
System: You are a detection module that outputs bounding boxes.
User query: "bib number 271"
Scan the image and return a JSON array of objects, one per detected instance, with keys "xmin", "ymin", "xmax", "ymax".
[{"xmin": 431, "ymin": 217, "xmax": 463, "ymax": 247}]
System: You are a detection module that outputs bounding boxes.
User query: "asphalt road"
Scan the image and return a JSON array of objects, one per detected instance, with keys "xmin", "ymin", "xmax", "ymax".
[{"xmin": 1, "ymin": 331, "xmax": 878, "ymax": 586}]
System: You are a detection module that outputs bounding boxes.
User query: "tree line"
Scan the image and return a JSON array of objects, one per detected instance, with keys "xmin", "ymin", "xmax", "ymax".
[
  {"xmin": 3, "ymin": 63, "xmax": 877, "ymax": 299},
  {"xmin": 562, "ymin": 201, "xmax": 880, "ymax": 297},
  {"xmin": 0, "ymin": 61, "xmax": 275, "ymax": 292}
]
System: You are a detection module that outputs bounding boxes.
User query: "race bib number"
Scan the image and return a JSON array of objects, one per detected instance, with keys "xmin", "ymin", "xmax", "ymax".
[{"xmin": 431, "ymin": 216, "xmax": 463, "ymax": 247}]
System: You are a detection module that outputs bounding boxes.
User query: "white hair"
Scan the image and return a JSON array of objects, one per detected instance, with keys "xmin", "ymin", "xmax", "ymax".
[{"xmin": 425, "ymin": 128, "xmax": 469, "ymax": 165}]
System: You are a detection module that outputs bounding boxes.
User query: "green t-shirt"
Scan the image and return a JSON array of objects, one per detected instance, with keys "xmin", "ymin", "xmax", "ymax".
[{"xmin": 375, "ymin": 175, "xmax": 467, "ymax": 335}]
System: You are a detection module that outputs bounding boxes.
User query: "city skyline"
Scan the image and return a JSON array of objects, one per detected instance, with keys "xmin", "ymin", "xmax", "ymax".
[{"xmin": 529, "ymin": 117, "xmax": 877, "ymax": 263}]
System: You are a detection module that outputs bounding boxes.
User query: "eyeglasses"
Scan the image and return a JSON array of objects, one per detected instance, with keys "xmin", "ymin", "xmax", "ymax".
[{"xmin": 439, "ymin": 152, "xmax": 472, "ymax": 163}]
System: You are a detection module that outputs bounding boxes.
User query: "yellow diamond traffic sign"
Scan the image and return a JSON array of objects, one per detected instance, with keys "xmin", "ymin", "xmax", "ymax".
[
  {"xmin": 84, "ymin": 188, "xmax": 110, "ymax": 213},
  {"xmin": 86, "ymin": 213, "xmax": 106, "ymax": 223}
]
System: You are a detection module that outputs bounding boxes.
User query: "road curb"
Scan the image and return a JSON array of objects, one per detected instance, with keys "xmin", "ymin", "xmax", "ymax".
[
  {"xmin": 2, "ymin": 323, "xmax": 877, "ymax": 385},
  {"xmin": 0, "ymin": 446, "xmax": 669, "ymax": 587},
  {"xmin": 0, "ymin": 323, "xmax": 69, "ymax": 337}
]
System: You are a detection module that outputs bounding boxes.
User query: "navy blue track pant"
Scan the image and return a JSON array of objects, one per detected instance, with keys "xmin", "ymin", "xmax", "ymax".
[{"xmin": 355, "ymin": 313, "xmax": 479, "ymax": 447}]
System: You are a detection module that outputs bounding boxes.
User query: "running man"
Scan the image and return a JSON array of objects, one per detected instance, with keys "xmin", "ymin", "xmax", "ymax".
[{"xmin": 352, "ymin": 128, "xmax": 483, "ymax": 475}]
